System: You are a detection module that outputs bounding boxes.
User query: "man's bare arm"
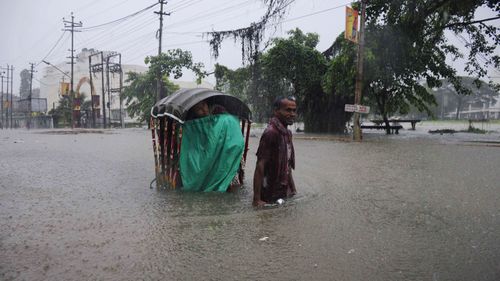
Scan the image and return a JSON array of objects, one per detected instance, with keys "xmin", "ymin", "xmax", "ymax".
[
  {"xmin": 289, "ymin": 170, "xmax": 296, "ymax": 196},
  {"xmin": 253, "ymin": 158, "xmax": 267, "ymax": 206}
]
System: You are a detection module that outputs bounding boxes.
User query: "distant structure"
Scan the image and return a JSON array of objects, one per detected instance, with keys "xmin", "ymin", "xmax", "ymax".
[
  {"xmin": 443, "ymin": 77, "xmax": 500, "ymax": 120},
  {"xmin": 40, "ymin": 48, "xmax": 212, "ymax": 125},
  {"xmin": 40, "ymin": 48, "xmax": 147, "ymax": 125}
]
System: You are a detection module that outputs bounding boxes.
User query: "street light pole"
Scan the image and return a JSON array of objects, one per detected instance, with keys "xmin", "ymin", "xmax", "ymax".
[
  {"xmin": 0, "ymin": 73, "xmax": 4, "ymax": 129},
  {"xmin": 42, "ymin": 60, "xmax": 70, "ymax": 79},
  {"xmin": 353, "ymin": 0, "xmax": 367, "ymax": 141}
]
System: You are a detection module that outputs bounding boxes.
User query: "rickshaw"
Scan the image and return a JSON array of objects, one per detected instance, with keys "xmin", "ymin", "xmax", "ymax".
[{"xmin": 150, "ymin": 88, "xmax": 252, "ymax": 191}]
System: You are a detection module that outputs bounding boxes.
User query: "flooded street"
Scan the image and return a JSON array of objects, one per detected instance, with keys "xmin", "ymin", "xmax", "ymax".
[{"xmin": 1, "ymin": 127, "xmax": 500, "ymax": 281}]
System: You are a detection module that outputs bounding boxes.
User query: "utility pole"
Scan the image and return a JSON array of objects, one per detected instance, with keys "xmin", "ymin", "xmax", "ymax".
[
  {"xmin": 119, "ymin": 55, "xmax": 123, "ymax": 128},
  {"xmin": 3, "ymin": 65, "xmax": 10, "ymax": 129},
  {"xmin": 88, "ymin": 56, "xmax": 96, "ymax": 128},
  {"xmin": 0, "ymin": 72, "xmax": 4, "ymax": 130},
  {"xmin": 100, "ymin": 52, "xmax": 107, "ymax": 129},
  {"xmin": 10, "ymin": 65, "xmax": 13, "ymax": 129},
  {"xmin": 353, "ymin": 0, "xmax": 366, "ymax": 141},
  {"xmin": 155, "ymin": 0, "xmax": 170, "ymax": 102},
  {"xmin": 105, "ymin": 52, "xmax": 123, "ymax": 128},
  {"xmin": 89, "ymin": 52, "xmax": 107, "ymax": 128},
  {"xmin": 28, "ymin": 62, "xmax": 35, "ymax": 129},
  {"xmin": 105, "ymin": 56, "xmax": 111, "ymax": 127},
  {"xmin": 63, "ymin": 13, "xmax": 82, "ymax": 129},
  {"xmin": 2, "ymin": 65, "xmax": 12, "ymax": 129}
]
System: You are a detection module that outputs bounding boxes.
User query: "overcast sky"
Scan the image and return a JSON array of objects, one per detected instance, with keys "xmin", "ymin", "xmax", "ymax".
[{"xmin": 0, "ymin": 0, "xmax": 498, "ymax": 92}]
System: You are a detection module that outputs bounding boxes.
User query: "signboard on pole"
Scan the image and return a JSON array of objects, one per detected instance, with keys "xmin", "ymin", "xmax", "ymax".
[
  {"xmin": 60, "ymin": 82, "xmax": 70, "ymax": 96},
  {"xmin": 345, "ymin": 104, "xmax": 356, "ymax": 112},
  {"xmin": 345, "ymin": 6, "xmax": 359, "ymax": 43},
  {"xmin": 345, "ymin": 104, "xmax": 370, "ymax": 113}
]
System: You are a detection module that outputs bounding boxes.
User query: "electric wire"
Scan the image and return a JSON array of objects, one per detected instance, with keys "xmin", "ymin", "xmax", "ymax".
[
  {"xmin": 279, "ymin": 2, "xmax": 350, "ymax": 24},
  {"xmin": 165, "ymin": 0, "xmax": 255, "ymax": 30},
  {"xmin": 79, "ymin": 18, "xmax": 157, "ymax": 56},
  {"xmin": 169, "ymin": 0, "xmax": 206, "ymax": 13},
  {"xmin": 166, "ymin": 2, "xmax": 348, "ymax": 34},
  {"xmin": 81, "ymin": 2, "xmax": 159, "ymax": 30},
  {"xmin": 78, "ymin": 0, "xmax": 137, "ymax": 23},
  {"xmin": 76, "ymin": 12, "xmax": 156, "ymax": 51},
  {"xmin": 74, "ymin": 4, "xmax": 157, "ymax": 52},
  {"xmin": 166, "ymin": 0, "xmax": 195, "ymax": 10},
  {"xmin": 454, "ymin": 33, "xmax": 500, "ymax": 75},
  {"xmin": 36, "ymin": 31, "xmax": 68, "ymax": 67},
  {"xmin": 81, "ymin": 9, "xmax": 155, "ymax": 43}
]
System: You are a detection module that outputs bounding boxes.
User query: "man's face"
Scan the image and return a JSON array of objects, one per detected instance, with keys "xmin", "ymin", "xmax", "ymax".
[
  {"xmin": 274, "ymin": 99, "xmax": 297, "ymax": 126},
  {"xmin": 192, "ymin": 101, "xmax": 209, "ymax": 118}
]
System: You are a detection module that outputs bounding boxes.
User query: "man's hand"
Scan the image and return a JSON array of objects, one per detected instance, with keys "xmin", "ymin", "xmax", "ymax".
[
  {"xmin": 253, "ymin": 199, "xmax": 267, "ymax": 207},
  {"xmin": 253, "ymin": 159, "xmax": 267, "ymax": 207}
]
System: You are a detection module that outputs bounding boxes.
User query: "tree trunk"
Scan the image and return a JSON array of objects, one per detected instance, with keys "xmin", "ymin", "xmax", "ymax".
[
  {"xmin": 374, "ymin": 90, "xmax": 391, "ymax": 134},
  {"xmin": 455, "ymin": 96, "xmax": 462, "ymax": 120},
  {"xmin": 383, "ymin": 115, "xmax": 391, "ymax": 135},
  {"xmin": 303, "ymin": 88, "xmax": 351, "ymax": 134}
]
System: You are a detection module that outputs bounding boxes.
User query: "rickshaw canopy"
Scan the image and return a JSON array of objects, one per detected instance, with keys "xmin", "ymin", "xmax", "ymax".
[{"xmin": 151, "ymin": 88, "xmax": 251, "ymax": 123}]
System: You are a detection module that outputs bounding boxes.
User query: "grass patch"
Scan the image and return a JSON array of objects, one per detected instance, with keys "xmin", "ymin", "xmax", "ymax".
[
  {"xmin": 464, "ymin": 126, "xmax": 487, "ymax": 134},
  {"xmin": 429, "ymin": 129, "xmax": 457, "ymax": 134},
  {"xmin": 429, "ymin": 127, "xmax": 488, "ymax": 134}
]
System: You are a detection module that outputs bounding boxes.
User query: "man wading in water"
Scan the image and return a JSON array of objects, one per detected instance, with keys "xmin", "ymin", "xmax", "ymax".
[{"xmin": 253, "ymin": 96, "xmax": 297, "ymax": 206}]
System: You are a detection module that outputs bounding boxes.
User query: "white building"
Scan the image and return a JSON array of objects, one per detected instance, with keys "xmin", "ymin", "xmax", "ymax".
[{"xmin": 40, "ymin": 48, "xmax": 213, "ymax": 125}]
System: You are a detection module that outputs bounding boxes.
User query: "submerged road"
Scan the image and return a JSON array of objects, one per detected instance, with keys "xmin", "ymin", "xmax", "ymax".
[{"xmin": 1, "ymin": 128, "xmax": 499, "ymax": 280}]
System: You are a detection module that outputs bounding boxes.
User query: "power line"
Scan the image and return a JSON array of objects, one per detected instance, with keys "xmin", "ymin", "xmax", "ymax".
[
  {"xmin": 77, "ymin": 0, "xmax": 136, "ymax": 23},
  {"xmin": 165, "ymin": 2, "xmax": 349, "ymax": 34},
  {"xmin": 279, "ymin": 2, "xmax": 350, "ymax": 24},
  {"xmin": 76, "ymin": 10, "xmax": 156, "ymax": 51},
  {"xmin": 79, "ymin": 15, "xmax": 157, "ymax": 51},
  {"xmin": 454, "ymin": 33, "xmax": 500, "ymax": 75},
  {"xmin": 81, "ymin": 2, "xmax": 159, "ymax": 30},
  {"xmin": 169, "ymin": 0, "xmax": 206, "ymax": 13},
  {"xmin": 165, "ymin": 0, "xmax": 254, "ymax": 30},
  {"xmin": 36, "ymin": 31, "xmax": 68, "ymax": 67}
]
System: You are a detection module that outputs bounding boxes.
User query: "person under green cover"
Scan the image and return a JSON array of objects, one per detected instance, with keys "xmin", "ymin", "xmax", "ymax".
[{"xmin": 179, "ymin": 101, "xmax": 244, "ymax": 192}]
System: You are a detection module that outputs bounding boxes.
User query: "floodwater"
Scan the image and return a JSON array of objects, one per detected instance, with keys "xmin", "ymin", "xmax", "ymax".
[{"xmin": 1, "ymin": 125, "xmax": 499, "ymax": 281}]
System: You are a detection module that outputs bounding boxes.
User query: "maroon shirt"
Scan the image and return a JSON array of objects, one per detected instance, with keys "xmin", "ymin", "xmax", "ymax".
[{"xmin": 256, "ymin": 117, "xmax": 295, "ymax": 202}]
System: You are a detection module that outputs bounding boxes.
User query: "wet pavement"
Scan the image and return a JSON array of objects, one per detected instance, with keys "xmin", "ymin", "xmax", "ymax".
[{"xmin": 1, "ymin": 126, "xmax": 499, "ymax": 280}]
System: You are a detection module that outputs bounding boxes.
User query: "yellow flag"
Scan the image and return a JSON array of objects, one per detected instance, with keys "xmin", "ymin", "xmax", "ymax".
[
  {"xmin": 345, "ymin": 6, "xmax": 359, "ymax": 43},
  {"xmin": 60, "ymin": 82, "xmax": 70, "ymax": 96}
]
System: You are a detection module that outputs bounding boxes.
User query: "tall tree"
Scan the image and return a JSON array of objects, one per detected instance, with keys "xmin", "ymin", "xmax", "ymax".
[
  {"xmin": 216, "ymin": 29, "xmax": 356, "ymax": 132},
  {"xmin": 214, "ymin": 63, "xmax": 251, "ymax": 103},
  {"xmin": 122, "ymin": 49, "xmax": 205, "ymax": 123},
  {"xmin": 362, "ymin": 0, "xmax": 499, "ymax": 133},
  {"xmin": 122, "ymin": 71, "xmax": 178, "ymax": 123},
  {"xmin": 261, "ymin": 29, "xmax": 330, "ymax": 131}
]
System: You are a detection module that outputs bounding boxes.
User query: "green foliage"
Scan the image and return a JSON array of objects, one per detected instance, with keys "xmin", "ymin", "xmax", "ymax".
[
  {"xmin": 48, "ymin": 92, "xmax": 90, "ymax": 128},
  {"xmin": 122, "ymin": 49, "xmax": 205, "ymax": 122},
  {"xmin": 216, "ymin": 28, "xmax": 353, "ymax": 132},
  {"xmin": 48, "ymin": 96, "xmax": 72, "ymax": 127},
  {"xmin": 322, "ymin": 32, "xmax": 357, "ymax": 98},
  {"xmin": 360, "ymin": 0, "xmax": 499, "ymax": 127},
  {"xmin": 145, "ymin": 49, "xmax": 206, "ymax": 84},
  {"xmin": 121, "ymin": 71, "xmax": 178, "ymax": 123},
  {"xmin": 262, "ymin": 28, "xmax": 327, "ymax": 96},
  {"xmin": 214, "ymin": 63, "xmax": 251, "ymax": 103},
  {"xmin": 204, "ymin": 0, "xmax": 293, "ymax": 63}
]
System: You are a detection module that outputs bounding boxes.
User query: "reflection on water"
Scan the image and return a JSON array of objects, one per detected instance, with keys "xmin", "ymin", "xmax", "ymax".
[{"xmin": 1, "ymin": 129, "xmax": 499, "ymax": 280}]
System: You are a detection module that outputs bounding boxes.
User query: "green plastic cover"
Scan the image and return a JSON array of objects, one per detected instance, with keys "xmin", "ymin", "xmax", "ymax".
[{"xmin": 179, "ymin": 114, "xmax": 244, "ymax": 192}]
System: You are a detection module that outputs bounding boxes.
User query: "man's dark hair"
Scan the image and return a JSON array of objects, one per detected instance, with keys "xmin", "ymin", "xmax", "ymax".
[{"xmin": 273, "ymin": 96, "xmax": 296, "ymax": 110}]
